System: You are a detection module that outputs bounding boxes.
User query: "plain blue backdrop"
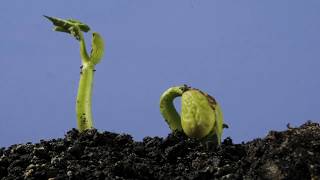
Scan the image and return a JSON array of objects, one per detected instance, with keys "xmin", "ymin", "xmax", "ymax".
[{"xmin": 1, "ymin": 1, "xmax": 320, "ymax": 147}]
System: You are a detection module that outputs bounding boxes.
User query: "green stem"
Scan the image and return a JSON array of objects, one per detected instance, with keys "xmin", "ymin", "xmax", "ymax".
[
  {"xmin": 159, "ymin": 86, "xmax": 186, "ymax": 132},
  {"xmin": 45, "ymin": 16, "xmax": 105, "ymax": 132},
  {"xmin": 76, "ymin": 34, "xmax": 95, "ymax": 132},
  {"xmin": 79, "ymin": 33, "xmax": 90, "ymax": 63}
]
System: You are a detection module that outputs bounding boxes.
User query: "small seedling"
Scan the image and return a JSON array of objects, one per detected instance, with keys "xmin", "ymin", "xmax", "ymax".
[
  {"xmin": 160, "ymin": 85, "xmax": 225, "ymax": 145},
  {"xmin": 45, "ymin": 15, "xmax": 104, "ymax": 132}
]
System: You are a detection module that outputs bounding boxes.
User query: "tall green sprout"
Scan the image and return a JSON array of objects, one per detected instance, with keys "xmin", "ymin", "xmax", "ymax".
[{"xmin": 45, "ymin": 16, "xmax": 105, "ymax": 132}]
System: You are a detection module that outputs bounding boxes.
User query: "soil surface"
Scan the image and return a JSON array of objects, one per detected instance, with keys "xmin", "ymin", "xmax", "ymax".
[{"xmin": 0, "ymin": 121, "xmax": 319, "ymax": 180}]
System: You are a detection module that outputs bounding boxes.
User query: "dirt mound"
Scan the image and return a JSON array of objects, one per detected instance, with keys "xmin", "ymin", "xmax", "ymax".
[{"xmin": 0, "ymin": 121, "xmax": 319, "ymax": 180}]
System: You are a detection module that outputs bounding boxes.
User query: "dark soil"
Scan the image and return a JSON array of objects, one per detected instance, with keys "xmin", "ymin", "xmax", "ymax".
[{"xmin": 1, "ymin": 121, "xmax": 319, "ymax": 180}]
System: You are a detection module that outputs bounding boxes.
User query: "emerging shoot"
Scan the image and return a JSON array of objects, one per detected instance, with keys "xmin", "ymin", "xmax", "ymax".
[
  {"xmin": 160, "ymin": 85, "xmax": 225, "ymax": 145},
  {"xmin": 45, "ymin": 15, "xmax": 105, "ymax": 132}
]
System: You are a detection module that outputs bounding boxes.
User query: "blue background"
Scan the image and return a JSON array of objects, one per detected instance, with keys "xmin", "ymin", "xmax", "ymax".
[{"xmin": 1, "ymin": 1, "xmax": 320, "ymax": 147}]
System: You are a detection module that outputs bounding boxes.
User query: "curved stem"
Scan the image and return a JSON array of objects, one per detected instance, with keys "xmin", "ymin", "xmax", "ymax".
[
  {"xmin": 79, "ymin": 31, "xmax": 90, "ymax": 63},
  {"xmin": 159, "ymin": 86, "xmax": 186, "ymax": 132}
]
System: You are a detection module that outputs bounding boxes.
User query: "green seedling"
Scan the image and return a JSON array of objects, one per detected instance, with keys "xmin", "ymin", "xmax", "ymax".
[
  {"xmin": 160, "ymin": 85, "xmax": 225, "ymax": 145},
  {"xmin": 45, "ymin": 15, "xmax": 105, "ymax": 132}
]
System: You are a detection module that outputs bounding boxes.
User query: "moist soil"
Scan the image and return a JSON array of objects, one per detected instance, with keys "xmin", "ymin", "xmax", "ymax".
[{"xmin": 0, "ymin": 121, "xmax": 319, "ymax": 180}]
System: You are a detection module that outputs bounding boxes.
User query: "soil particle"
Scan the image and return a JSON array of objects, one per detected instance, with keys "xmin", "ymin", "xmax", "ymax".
[{"xmin": 0, "ymin": 121, "xmax": 319, "ymax": 179}]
